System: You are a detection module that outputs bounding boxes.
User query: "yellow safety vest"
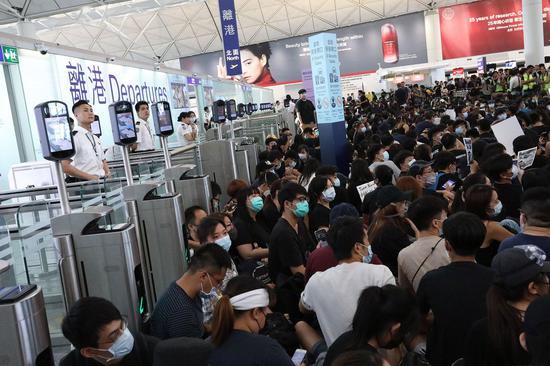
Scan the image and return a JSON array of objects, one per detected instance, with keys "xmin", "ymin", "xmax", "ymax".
[{"xmin": 523, "ymin": 73, "xmax": 534, "ymax": 91}]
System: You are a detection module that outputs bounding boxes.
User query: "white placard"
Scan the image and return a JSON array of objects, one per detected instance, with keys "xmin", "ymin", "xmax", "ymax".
[
  {"xmin": 517, "ymin": 147, "xmax": 537, "ymax": 170},
  {"xmin": 356, "ymin": 181, "xmax": 377, "ymax": 202},
  {"xmin": 490, "ymin": 116, "xmax": 525, "ymax": 156},
  {"xmin": 445, "ymin": 109, "xmax": 456, "ymax": 120},
  {"xmin": 463, "ymin": 138, "xmax": 473, "ymax": 165}
]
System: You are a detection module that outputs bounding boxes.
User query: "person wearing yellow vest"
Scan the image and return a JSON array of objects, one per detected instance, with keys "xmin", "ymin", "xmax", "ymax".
[
  {"xmin": 539, "ymin": 64, "xmax": 550, "ymax": 95},
  {"xmin": 522, "ymin": 65, "xmax": 536, "ymax": 96}
]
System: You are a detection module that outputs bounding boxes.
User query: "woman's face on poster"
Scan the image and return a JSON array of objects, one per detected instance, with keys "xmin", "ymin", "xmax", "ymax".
[{"xmin": 241, "ymin": 49, "xmax": 267, "ymax": 84}]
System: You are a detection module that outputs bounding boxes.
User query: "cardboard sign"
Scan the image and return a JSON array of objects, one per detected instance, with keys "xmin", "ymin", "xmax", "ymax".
[
  {"xmin": 463, "ymin": 137, "xmax": 473, "ymax": 165},
  {"xmin": 490, "ymin": 116, "xmax": 525, "ymax": 156},
  {"xmin": 356, "ymin": 181, "xmax": 377, "ymax": 202},
  {"xmin": 517, "ymin": 147, "xmax": 537, "ymax": 170}
]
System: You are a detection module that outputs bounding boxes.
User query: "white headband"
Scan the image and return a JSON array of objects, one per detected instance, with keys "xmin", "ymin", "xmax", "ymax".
[{"xmin": 229, "ymin": 289, "xmax": 269, "ymax": 311}]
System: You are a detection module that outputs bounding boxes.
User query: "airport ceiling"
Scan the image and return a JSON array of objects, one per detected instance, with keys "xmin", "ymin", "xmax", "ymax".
[{"xmin": 0, "ymin": 0, "xmax": 477, "ymax": 63}]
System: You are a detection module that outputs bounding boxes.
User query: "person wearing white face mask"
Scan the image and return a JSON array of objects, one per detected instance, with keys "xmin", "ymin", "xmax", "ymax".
[
  {"xmin": 367, "ymin": 144, "xmax": 401, "ymax": 180},
  {"xmin": 176, "ymin": 111, "xmax": 197, "ymax": 146},
  {"xmin": 60, "ymin": 297, "xmax": 158, "ymax": 366},
  {"xmin": 316, "ymin": 165, "xmax": 347, "ymax": 205},
  {"xmin": 308, "ymin": 176, "xmax": 335, "ymax": 238}
]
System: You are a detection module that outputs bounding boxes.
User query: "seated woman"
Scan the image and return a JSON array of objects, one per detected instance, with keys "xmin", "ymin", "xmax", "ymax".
[
  {"xmin": 308, "ymin": 175, "xmax": 335, "ymax": 238},
  {"xmin": 232, "ymin": 187, "xmax": 270, "ymax": 266},
  {"xmin": 463, "ymin": 184, "xmax": 513, "ymax": 267},
  {"xmin": 208, "ymin": 275, "xmax": 294, "ymax": 366},
  {"xmin": 223, "ymin": 179, "xmax": 248, "ymax": 217},
  {"xmin": 262, "ymin": 179, "xmax": 285, "ymax": 232}
]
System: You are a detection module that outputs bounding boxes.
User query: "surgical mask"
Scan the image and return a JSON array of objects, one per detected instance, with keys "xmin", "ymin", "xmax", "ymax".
[
  {"xmin": 94, "ymin": 327, "xmax": 134, "ymax": 363},
  {"xmin": 433, "ymin": 117, "xmax": 441, "ymax": 125},
  {"xmin": 191, "ymin": 117, "xmax": 196, "ymax": 123},
  {"xmin": 322, "ymin": 187, "xmax": 336, "ymax": 202},
  {"xmin": 425, "ymin": 173, "xmax": 437, "ymax": 187},
  {"xmin": 362, "ymin": 245, "xmax": 374, "ymax": 264},
  {"xmin": 289, "ymin": 161, "xmax": 297, "ymax": 169},
  {"xmin": 215, "ymin": 235, "xmax": 232, "ymax": 252},
  {"xmin": 383, "ymin": 151, "xmax": 390, "ymax": 161},
  {"xmin": 455, "ymin": 127, "xmax": 464, "ymax": 135},
  {"xmin": 293, "ymin": 201, "xmax": 309, "ymax": 218},
  {"xmin": 511, "ymin": 164, "xmax": 519, "ymax": 180},
  {"xmin": 298, "ymin": 153, "xmax": 307, "ymax": 161},
  {"xmin": 333, "ymin": 177, "xmax": 341, "ymax": 187},
  {"xmin": 263, "ymin": 189, "xmax": 271, "ymax": 198},
  {"xmin": 360, "ymin": 126, "xmax": 367, "ymax": 133},
  {"xmin": 250, "ymin": 196, "xmax": 264, "ymax": 213},
  {"xmin": 200, "ymin": 273, "xmax": 220, "ymax": 298},
  {"xmin": 492, "ymin": 201, "xmax": 503, "ymax": 217},
  {"xmin": 498, "ymin": 113, "xmax": 507, "ymax": 120},
  {"xmin": 463, "ymin": 112, "xmax": 469, "ymax": 119}
]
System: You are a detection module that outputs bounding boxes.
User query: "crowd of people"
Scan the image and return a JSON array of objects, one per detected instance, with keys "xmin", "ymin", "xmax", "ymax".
[{"xmin": 59, "ymin": 67, "xmax": 550, "ymax": 366}]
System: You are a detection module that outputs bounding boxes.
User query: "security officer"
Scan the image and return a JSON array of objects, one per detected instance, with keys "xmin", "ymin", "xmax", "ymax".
[
  {"xmin": 62, "ymin": 100, "xmax": 111, "ymax": 182},
  {"xmin": 522, "ymin": 65, "xmax": 536, "ymax": 96},
  {"xmin": 133, "ymin": 100, "xmax": 155, "ymax": 152}
]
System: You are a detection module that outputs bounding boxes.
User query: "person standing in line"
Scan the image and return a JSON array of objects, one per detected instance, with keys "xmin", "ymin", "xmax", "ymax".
[{"xmin": 295, "ymin": 89, "xmax": 316, "ymax": 132}]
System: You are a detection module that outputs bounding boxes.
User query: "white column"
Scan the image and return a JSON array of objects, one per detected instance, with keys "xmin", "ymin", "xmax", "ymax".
[{"xmin": 523, "ymin": 0, "xmax": 545, "ymax": 65}]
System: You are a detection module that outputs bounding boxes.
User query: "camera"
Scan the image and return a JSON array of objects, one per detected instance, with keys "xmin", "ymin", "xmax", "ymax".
[
  {"xmin": 35, "ymin": 42, "xmax": 48, "ymax": 55},
  {"xmin": 106, "ymin": 56, "xmax": 116, "ymax": 63}
]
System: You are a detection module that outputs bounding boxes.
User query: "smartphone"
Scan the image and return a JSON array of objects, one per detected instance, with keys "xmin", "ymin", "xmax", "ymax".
[
  {"xmin": 291, "ymin": 349, "xmax": 307, "ymax": 366},
  {"xmin": 314, "ymin": 228, "xmax": 328, "ymax": 242},
  {"xmin": 443, "ymin": 180, "xmax": 455, "ymax": 190}
]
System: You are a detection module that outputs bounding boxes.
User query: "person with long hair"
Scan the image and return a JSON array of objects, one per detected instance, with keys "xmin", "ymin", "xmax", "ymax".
[
  {"xmin": 465, "ymin": 245, "xmax": 550, "ymax": 366},
  {"xmin": 324, "ymin": 285, "xmax": 419, "ymax": 366},
  {"xmin": 298, "ymin": 157, "xmax": 320, "ymax": 190},
  {"xmin": 347, "ymin": 159, "xmax": 374, "ymax": 212},
  {"xmin": 450, "ymin": 173, "xmax": 490, "ymax": 213},
  {"xmin": 368, "ymin": 186, "xmax": 416, "ymax": 276},
  {"xmin": 308, "ymin": 175, "xmax": 335, "ymax": 237},
  {"xmin": 463, "ymin": 184, "xmax": 513, "ymax": 266},
  {"xmin": 261, "ymin": 179, "xmax": 285, "ymax": 232},
  {"xmin": 208, "ymin": 275, "xmax": 294, "ymax": 366},
  {"xmin": 395, "ymin": 176, "xmax": 423, "ymax": 203}
]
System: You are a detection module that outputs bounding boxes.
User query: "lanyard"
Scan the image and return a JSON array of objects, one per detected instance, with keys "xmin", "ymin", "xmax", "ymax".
[{"xmin": 85, "ymin": 133, "xmax": 98, "ymax": 157}]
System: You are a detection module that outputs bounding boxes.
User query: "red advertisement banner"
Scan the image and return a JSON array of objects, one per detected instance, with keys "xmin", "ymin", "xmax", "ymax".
[{"xmin": 439, "ymin": 0, "xmax": 550, "ymax": 59}]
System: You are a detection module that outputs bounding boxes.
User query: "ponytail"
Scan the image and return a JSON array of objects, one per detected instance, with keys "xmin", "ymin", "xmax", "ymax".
[{"xmin": 211, "ymin": 295, "xmax": 235, "ymax": 346}]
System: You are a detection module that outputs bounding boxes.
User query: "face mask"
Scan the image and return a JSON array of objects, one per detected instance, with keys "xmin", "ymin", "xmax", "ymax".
[
  {"xmin": 250, "ymin": 196, "xmax": 264, "ymax": 213},
  {"xmin": 511, "ymin": 165, "xmax": 519, "ymax": 180},
  {"xmin": 289, "ymin": 161, "xmax": 297, "ymax": 169},
  {"xmin": 215, "ymin": 235, "xmax": 232, "ymax": 252},
  {"xmin": 333, "ymin": 177, "xmax": 341, "ymax": 188},
  {"xmin": 383, "ymin": 151, "xmax": 390, "ymax": 161},
  {"xmin": 362, "ymin": 245, "xmax": 374, "ymax": 264},
  {"xmin": 492, "ymin": 200, "xmax": 503, "ymax": 217},
  {"xmin": 455, "ymin": 127, "xmax": 464, "ymax": 135},
  {"xmin": 322, "ymin": 187, "xmax": 336, "ymax": 202},
  {"xmin": 463, "ymin": 112, "xmax": 469, "ymax": 119},
  {"xmin": 425, "ymin": 173, "xmax": 437, "ymax": 187},
  {"xmin": 293, "ymin": 201, "xmax": 309, "ymax": 218},
  {"xmin": 299, "ymin": 153, "xmax": 307, "ymax": 161},
  {"xmin": 93, "ymin": 327, "xmax": 134, "ymax": 363},
  {"xmin": 547, "ymin": 105, "xmax": 550, "ymax": 111},
  {"xmin": 262, "ymin": 189, "xmax": 270, "ymax": 198},
  {"xmin": 360, "ymin": 126, "xmax": 367, "ymax": 133},
  {"xmin": 200, "ymin": 273, "xmax": 220, "ymax": 298},
  {"xmin": 498, "ymin": 113, "xmax": 507, "ymax": 120},
  {"xmin": 191, "ymin": 117, "xmax": 196, "ymax": 123},
  {"xmin": 433, "ymin": 117, "xmax": 441, "ymax": 125}
]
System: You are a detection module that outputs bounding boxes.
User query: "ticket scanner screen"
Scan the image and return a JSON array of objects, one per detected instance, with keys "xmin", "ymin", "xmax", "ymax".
[
  {"xmin": 237, "ymin": 103, "xmax": 246, "ymax": 118},
  {"xmin": 109, "ymin": 101, "xmax": 137, "ymax": 145},
  {"xmin": 152, "ymin": 101, "xmax": 174, "ymax": 136},
  {"xmin": 213, "ymin": 100, "xmax": 227, "ymax": 123},
  {"xmin": 246, "ymin": 103, "xmax": 254, "ymax": 115},
  {"xmin": 34, "ymin": 101, "xmax": 75, "ymax": 161},
  {"xmin": 226, "ymin": 99, "xmax": 237, "ymax": 121},
  {"xmin": 91, "ymin": 115, "xmax": 102, "ymax": 137}
]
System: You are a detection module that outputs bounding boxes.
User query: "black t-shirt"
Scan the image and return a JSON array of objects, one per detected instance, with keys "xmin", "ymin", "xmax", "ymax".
[
  {"xmin": 59, "ymin": 332, "xmax": 158, "ymax": 366},
  {"xmin": 232, "ymin": 213, "xmax": 270, "ymax": 260},
  {"xmin": 395, "ymin": 87, "xmax": 409, "ymax": 105},
  {"xmin": 268, "ymin": 217, "xmax": 308, "ymax": 285},
  {"xmin": 464, "ymin": 317, "xmax": 530, "ymax": 366},
  {"xmin": 417, "ymin": 262, "xmax": 495, "ymax": 366},
  {"xmin": 309, "ymin": 204, "xmax": 331, "ymax": 237},
  {"xmin": 493, "ymin": 182, "xmax": 522, "ymax": 220},
  {"xmin": 295, "ymin": 99, "xmax": 316, "ymax": 124},
  {"xmin": 324, "ymin": 331, "xmax": 377, "ymax": 366},
  {"xmin": 208, "ymin": 330, "xmax": 294, "ymax": 366},
  {"xmin": 370, "ymin": 221, "xmax": 414, "ymax": 276},
  {"xmin": 262, "ymin": 201, "xmax": 281, "ymax": 232}
]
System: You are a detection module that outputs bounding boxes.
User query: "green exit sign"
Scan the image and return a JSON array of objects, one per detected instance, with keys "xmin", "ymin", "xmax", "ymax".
[{"xmin": 2, "ymin": 45, "xmax": 19, "ymax": 64}]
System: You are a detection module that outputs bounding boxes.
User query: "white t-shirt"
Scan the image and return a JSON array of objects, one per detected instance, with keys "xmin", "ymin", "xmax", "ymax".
[
  {"xmin": 135, "ymin": 118, "xmax": 155, "ymax": 151},
  {"xmin": 177, "ymin": 122, "xmax": 195, "ymax": 145},
  {"xmin": 301, "ymin": 262, "xmax": 395, "ymax": 346},
  {"xmin": 70, "ymin": 125, "xmax": 106, "ymax": 178}
]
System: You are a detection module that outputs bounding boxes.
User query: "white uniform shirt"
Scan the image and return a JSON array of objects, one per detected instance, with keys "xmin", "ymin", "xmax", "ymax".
[
  {"xmin": 177, "ymin": 122, "xmax": 195, "ymax": 146},
  {"xmin": 301, "ymin": 262, "xmax": 395, "ymax": 346},
  {"xmin": 135, "ymin": 118, "xmax": 155, "ymax": 151},
  {"xmin": 70, "ymin": 125, "xmax": 106, "ymax": 178}
]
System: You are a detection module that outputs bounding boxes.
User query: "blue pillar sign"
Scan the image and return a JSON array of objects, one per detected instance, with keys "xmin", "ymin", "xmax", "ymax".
[
  {"xmin": 308, "ymin": 33, "xmax": 348, "ymax": 173},
  {"xmin": 218, "ymin": 0, "xmax": 242, "ymax": 76}
]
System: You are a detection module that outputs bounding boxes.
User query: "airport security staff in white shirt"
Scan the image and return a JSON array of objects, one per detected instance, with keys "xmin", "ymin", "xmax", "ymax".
[
  {"xmin": 133, "ymin": 101, "xmax": 155, "ymax": 152},
  {"xmin": 176, "ymin": 111, "xmax": 197, "ymax": 146},
  {"xmin": 62, "ymin": 100, "xmax": 111, "ymax": 182}
]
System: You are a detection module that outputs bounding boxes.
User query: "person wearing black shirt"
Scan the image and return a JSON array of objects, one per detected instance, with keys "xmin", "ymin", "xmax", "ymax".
[
  {"xmin": 361, "ymin": 165, "xmax": 394, "ymax": 224},
  {"xmin": 261, "ymin": 179, "xmax": 283, "ymax": 232},
  {"xmin": 295, "ymin": 89, "xmax": 316, "ymax": 130},
  {"xmin": 308, "ymin": 175, "xmax": 334, "ymax": 238},
  {"xmin": 417, "ymin": 212, "xmax": 495, "ymax": 366},
  {"xmin": 268, "ymin": 182, "xmax": 310, "ymax": 285},
  {"xmin": 60, "ymin": 297, "xmax": 158, "ymax": 366},
  {"xmin": 394, "ymin": 83, "xmax": 409, "ymax": 105}
]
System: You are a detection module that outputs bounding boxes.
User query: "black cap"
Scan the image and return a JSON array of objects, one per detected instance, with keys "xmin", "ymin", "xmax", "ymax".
[
  {"xmin": 492, "ymin": 245, "xmax": 550, "ymax": 287},
  {"xmin": 375, "ymin": 186, "xmax": 411, "ymax": 208},
  {"xmin": 524, "ymin": 295, "xmax": 550, "ymax": 336},
  {"xmin": 408, "ymin": 160, "xmax": 432, "ymax": 177},
  {"xmin": 298, "ymin": 89, "xmax": 307, "ymax": 95}
]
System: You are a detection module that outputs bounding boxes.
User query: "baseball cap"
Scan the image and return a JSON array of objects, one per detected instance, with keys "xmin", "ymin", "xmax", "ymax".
[
  {"xmin": 298, "ymin": 89, "xmax": 307, "ymax": 95},
  {"xmin": 408, "ymin": 160, "xmax": 432, "ymax": 177},
  {"xmin": 492, "ymin": 245, "xmax": 550, "ymax": 287},
  {"xmin": 523, "ymin": 295, "xmax": 550, "ymax": 336},
  {"xmin": 375, "ymin": 186, "xmax": 412, "ymax": 209},
  {"xmin": 329, "ymin": 203, "xmax": 359, "ymax": 225}
]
